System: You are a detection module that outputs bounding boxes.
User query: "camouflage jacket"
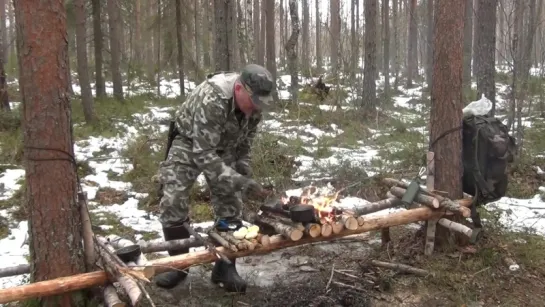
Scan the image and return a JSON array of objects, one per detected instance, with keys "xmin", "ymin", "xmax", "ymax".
[{"xmin": 173, "ymin": 72, "xmax": 262, "ymax": 184}]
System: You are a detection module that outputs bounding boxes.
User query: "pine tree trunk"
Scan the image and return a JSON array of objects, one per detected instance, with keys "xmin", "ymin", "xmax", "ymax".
[
  {"xmin": 430, "ymin": 0, "xmax": 466, "ymax": 245},
  {"xmin": 74, "ymin": 0, "xmax": 95, "ymax": 122},
  {"xmin": 302, "ymin": 0, "xmax": 310, "ymax": 76},
  {"xmin": 315, "ymin": 0, "xmax": 322, "ymax": 73},
  {"xmin": 475, "ymin": 0, "xmax": 498, "ymax": 113},
  {"xmin": 265, "ymin": 0, "xmax": 277, "ymax": 99},
  {"xmin": 0, "ymin": 0, "xmax": 7, "ymax": 65},
  {"xmin": 13, "ymin": 0, "xmax": 86, "ymax": 305},
  {"xmin": 462, "ymin": 0, "xmax": 473, "ymax": 102},
  {"xmin": 214, "ymin": 0, "xmax": 231, "ymax": 71},
  {"xmin": 253, "ymin": 0, "xmax": 260, "ymax": 65},
  {"xmin": 382, "ymin": 0, "xmax": 390, "ymax": 96},
  {"xmin": 426, "ymin": 0, "xmax": 434, "ymax": 89},
  {"xmin": 286, "ymin": 0, "xmax": 299, "ymax": 103},
  {"xmin": 329, "ymin": 0, "xmax": 340, "ymax": 76},
  {"xmin": 363, "ymin": 0, "xmax": 377, "ymax": 111},
  {"xmin": 259, "ymin": 0, "xmax": 266, "ymax": 65},
  {"xmin": 175, "ymin": 0, "xmax": 185, "ymax": 98},
  {"xmin": 393, "ymin": 0, "xmax": 400, "ymax": 87},
  {"xmin": 406, "ymin": 0, "xmax": 418, "ymax": 87},
  {"xmin": 107, "ymin": 0, "xmax": 124, "ymax": 101}
]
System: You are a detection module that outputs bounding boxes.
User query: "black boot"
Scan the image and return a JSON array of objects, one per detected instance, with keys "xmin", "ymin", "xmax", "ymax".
[
  {"xmin": 155, "ymin": 222, "xmax": 191, "ymax": 289},
  {"xmin": 211, "ymin": 258, "xmax": 247, "ymax": 293}
]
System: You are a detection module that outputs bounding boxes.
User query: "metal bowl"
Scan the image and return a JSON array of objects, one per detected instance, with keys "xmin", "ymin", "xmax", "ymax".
[{"xmin": 115, "ymin": 245, "xmax": 141, "ymax": 263}]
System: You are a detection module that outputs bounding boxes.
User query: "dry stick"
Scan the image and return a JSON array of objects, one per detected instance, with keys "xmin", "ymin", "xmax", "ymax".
[
  {"xmin": 78, "ymin": 192, "xmax": 95, "ymax": 270},
  {"xmin": 208, "ymin": 231, "xmax": 238, "ymax": 252},
  {"xmin": 370, "ymin": 260, "xmax": 432, "ymax": 277},
  {"xmin": 103, "ymin": 285, "xmax": 126, "ymax": 307},
  {"xmin": 425, "ymin": 151, "xmax": 439, "ymax": 256},
  {"xmin": 0, "ymin": 199, "xmax": 474, "ymax": 304}
]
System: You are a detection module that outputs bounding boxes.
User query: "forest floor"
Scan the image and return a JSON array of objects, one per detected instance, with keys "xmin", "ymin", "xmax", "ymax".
[{"xmin": 0, "ymin": 72, "xmax": 544, "ymax": 306}]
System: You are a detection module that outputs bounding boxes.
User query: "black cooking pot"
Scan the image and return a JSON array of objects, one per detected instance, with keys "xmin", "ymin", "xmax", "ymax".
[
  {"xmin": 115, "ymin": 244, "xmax": 141, "ymax": 263},
  {"xmin": 289, "ymin": 204, "xmax": 316, "ymax": 223}
]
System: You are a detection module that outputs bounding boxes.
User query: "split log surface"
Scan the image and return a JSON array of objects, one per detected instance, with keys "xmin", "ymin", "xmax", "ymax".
[
  {"xmin": 320, "ymin": 223, "xmax": 333, "ymax": 237},
  {"xmin": 0, "ymin": 198, "xmax": 473, "ymax": 304},
  {"xmin": 304, "ymin": 223, "xmax": 322, "ymax": 238},
  {"xmin": 256, "ymin": 234, "xmax": 270, "ymax": 247},
  {"xmin": 341, "ymin": 215, "xmax": 358, "ymax": 230}
]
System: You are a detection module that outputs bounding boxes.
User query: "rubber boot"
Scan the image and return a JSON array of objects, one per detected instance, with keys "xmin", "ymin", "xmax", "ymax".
[
  {"xmin": 211, "ymin": 258, "xmax": 247, "ymax": 293},
  {"xmin": 155, "ymin": 222, "xmax": 191, "ymax": 289}
]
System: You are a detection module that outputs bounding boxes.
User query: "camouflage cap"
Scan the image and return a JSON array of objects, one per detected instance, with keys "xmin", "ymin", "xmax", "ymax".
[{"xmin": 240, "ymin": 64, "xmax": 274, "ymax": 109}]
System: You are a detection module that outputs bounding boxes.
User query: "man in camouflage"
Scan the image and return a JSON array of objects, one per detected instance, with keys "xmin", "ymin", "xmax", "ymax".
[{"xmin": 154, "ymin": 64, "xmax": 275, "ymax": 292}]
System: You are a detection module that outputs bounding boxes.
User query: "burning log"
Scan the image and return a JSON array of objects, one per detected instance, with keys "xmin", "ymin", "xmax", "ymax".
[
  {"xmin": 262, "ymin": 211, "xmax": 321, "ymax": 238},
  {"xmin": 370, "ymin": 260, "xmax": 431, "ymax": 277},
  {"xmin": 103, "ymin": 285, "xmax": 126, "ymax": 307},
  {"xmin": 208, "ymin": 230, "xmax": 238, "ymax": 252},
  {"xmin": 389, "ymin": 186, "xmax": 440, "ymax": 209},
  {"xmin": 0, "ymin": 199, "xmax": 474, "ymax": 304},
  {"xmin": 244, "ymin": 212, "xmax": 304, "ymax": 241}
]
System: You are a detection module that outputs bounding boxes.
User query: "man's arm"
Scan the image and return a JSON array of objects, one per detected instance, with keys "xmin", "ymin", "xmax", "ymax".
[
  {"xmin": 236, "ymin": 113, "xmax": 262, "ymax": 177},
  {"xmin": 191, "ymin": 96, "xmax": 243, "ymax": 187}
]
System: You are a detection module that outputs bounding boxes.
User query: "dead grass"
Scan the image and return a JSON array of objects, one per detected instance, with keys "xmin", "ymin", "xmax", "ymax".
[{"xmin": 371, "ymin": 221, "xmax": 545, "ymax": 306}]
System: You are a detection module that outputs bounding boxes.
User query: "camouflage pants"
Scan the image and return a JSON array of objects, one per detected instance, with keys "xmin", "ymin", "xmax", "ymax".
[{"xmin": 157, "ymin": 142, "xmax": 243, "ymax": 227}]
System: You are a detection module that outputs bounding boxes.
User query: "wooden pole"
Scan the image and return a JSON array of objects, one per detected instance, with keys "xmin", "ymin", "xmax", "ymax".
[
  {"xmin": 425, "ymin": 152, "xmax": 438, "ymax": 256},
  {"xmin": 0, "ymin": 198, "xmax": 473, "ymax": 304}
]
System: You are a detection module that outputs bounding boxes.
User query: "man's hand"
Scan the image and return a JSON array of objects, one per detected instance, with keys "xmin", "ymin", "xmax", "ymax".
[
  {"xmin": 235, "ymin": 160, "xmax": 252, "ymax": 178},
  {"xmin": 233, "ymin": 175, "xmax": 263, "ymax": 197}
]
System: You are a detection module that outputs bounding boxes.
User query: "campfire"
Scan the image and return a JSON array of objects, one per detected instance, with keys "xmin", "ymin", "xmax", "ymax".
[{"xmin": 273, "ymin": 184, "xmax": 360, "ymax": 235}]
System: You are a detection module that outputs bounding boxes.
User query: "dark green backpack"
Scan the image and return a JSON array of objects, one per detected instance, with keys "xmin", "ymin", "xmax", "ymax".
[{"xmin": 462, "ymin": 115, "xmax": 517, "ymax": 210}]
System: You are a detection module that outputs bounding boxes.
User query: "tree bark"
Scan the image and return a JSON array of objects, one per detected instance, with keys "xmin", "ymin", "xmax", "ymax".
[
  {"xmin": 74, "ymin": 0, "xmax": 95, "ymax": 123},
  {"xmin": 265, "ymin": 0, "xmax": 277, "ymax": 99},
  {"xmin": 0, "ymin": 56, "xmax": 9, "ymax": 111},
  {"xmin": 214, "ymin": 0, "xmax": 232, "ymax": 71},
  {"xmin": 13, "ymin": 0, "xmax": 86, "ymax": 305},
  {"xmin": 475, "ymin": 0, "xmax": 498, "ymax": 113},
  {"xmin": 253, "ymin": 0, "xmax": 260, "ymax": 64},
  {"xmin": 393, "ymin": 0, "xmax": 400, "ymax": 87},
  {"xmin": 316, "ymin": 0, "xmax": 322, "ymax": 73},
  {"xmin": 302, "ymin": 0, "xmax": 310, "ymax": 76},
  {"xmin": 407, "ymin": 0, "xmax": 418, "ymax": 87},
  {"xmin": 382, "ymin": 0, "xmax": 390, "ymax": 95},
  {"xmin": 285, "ymin": 0, "xmax": 299, "ymax": 103},
  {"xmin": 260, "ymin": 0, "xmax": 266, "ymax": 66},
  {"xmin": 462, "ymin": 0, "xmax": 473, "ymax": 102},
  {"xmin": 363, "ymin": 0, "xmax": 377, "ymax": 111},
  {"xmin": 430, "ymin": 0, "xmax": 466, "ymax": 245},
  {"xmin": 329, "ymin": 0, "xmax": 340, "ymax": 76},
  {"xmin": 0, "ymin": 0, "xmax": 7, "ymax": 65},
  {"xmin": 426, "ymin": 0, "xmax": 434, "ymax": 89},
  {"xmin": 106, "ymin": 0, "xmax": 123, "ymax": 101},
  {"xmin": 91, "ymin": 0, "xmax": 106, "ymax": 98},
  {"xmin": 175, "ymin": 0, "xmax": 185, "ymax": 98}
]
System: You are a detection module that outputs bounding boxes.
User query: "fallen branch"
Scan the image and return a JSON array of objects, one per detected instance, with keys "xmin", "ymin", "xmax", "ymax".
[
  {"xmin": 370, "ymin": 260, "xmax": 431, "ymax": 277},
  {"xmin": 0, "ymin": 199, "xmax": 472, "ymax": 304}
]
